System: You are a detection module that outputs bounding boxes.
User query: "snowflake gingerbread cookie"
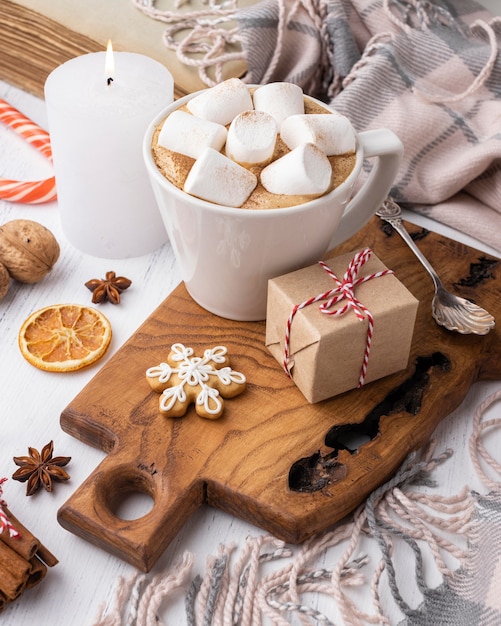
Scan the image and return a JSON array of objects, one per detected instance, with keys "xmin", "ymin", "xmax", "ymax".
[{"xmin": 146, "ymin": 343, "xmax": 246, "ymax": 419}]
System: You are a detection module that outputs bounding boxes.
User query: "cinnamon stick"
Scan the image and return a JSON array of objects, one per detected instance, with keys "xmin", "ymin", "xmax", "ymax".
[
  {"xmin": 0, "ymin": 502, "xmax": 58, "ymax": 612},
  {"xmin": 0, "ymin": 540, "xmax": 30, "ymax": 601},
  {"xmin": 0, "ymin": 505, "xmax": 58, "ymax": 567},
  {"xmin": 26, "ymin": 555, "xmax": 47, "ymax": 588},
  {"xmin": 0, "ymin": 505, "xmax": 39, "ymax": 560}
]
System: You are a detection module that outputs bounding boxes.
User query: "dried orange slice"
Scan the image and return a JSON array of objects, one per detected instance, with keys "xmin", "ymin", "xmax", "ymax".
[{"xmin": 19, "ymin": 304, "xmax": 112, "ymax": 372}]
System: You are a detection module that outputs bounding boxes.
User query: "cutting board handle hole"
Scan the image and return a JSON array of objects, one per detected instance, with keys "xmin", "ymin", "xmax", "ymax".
[
  {"xmin": 110, "ymin": 490, "xmax": 155, "ymax": 521},
  {"xmin": 97, "ymin": 468, "xmax": 156, "ymax": 521}
]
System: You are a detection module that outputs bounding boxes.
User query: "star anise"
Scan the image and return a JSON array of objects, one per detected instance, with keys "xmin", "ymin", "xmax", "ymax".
[
  {"xmin": 12, "ymin": 441, "xmax": 71, "ymax": 496},
  {"xmin": 85, "ymin": 270, "xmax": 132, "ymax": 304}
]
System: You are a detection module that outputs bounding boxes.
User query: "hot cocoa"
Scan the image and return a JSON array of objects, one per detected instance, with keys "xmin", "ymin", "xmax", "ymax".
[{"xmin": 151, "ymin": 79, "xmax": 357, "ymax": 210}]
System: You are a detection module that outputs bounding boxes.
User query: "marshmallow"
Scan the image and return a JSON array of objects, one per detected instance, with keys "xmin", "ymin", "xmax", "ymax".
[
  {"xmin": 225, "ymin": 110, "xmax": 277, "ymax": 166},
  {"xmin": 280, "ymin": 114, "xmax": 357, "ymax": 155},
  {"xmin": 260, "ymin": 143, "xmax": 332, "ymax": 196},
  {"xmin": 186, "ymin": 78, "xmax": 254, "ymax": 126},
  {"xmin": 157, "ymin": 110, "xmax": 227, "ymax": 159},
  {"xmin": 184, "ymin": 147, "xmax": 258, "ymax": 207},
  {"xmin": 253, "ymin": 82, "xmax": 305, "ymax": 129}
]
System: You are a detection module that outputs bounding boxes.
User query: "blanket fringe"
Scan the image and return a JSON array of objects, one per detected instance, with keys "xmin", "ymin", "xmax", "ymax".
[
  {"xmin": 93, "ymin": 552, "xmax": 195, "ymax": 626},
  {"xmin": 470, "ymin": 387, "xmax": 501, "ymax": 490},
  {"xmin": 93, "ymin": 439, "xmax": 486, "ymax": 625},
  {"xmin": 131, "ymin": 0, "xmax": 244, "ymax": 86}
]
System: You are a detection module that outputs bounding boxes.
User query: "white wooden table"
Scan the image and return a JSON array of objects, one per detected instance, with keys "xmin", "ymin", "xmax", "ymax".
[{"xmin": 1, "ymin": 60, "xmax": 501, "ymax": 624}]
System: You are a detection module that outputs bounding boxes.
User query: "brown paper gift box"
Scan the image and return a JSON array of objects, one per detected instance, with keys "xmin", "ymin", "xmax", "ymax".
[{"xmin": 265, "ymin": 250, "xmax": 419, "ymax": 403}]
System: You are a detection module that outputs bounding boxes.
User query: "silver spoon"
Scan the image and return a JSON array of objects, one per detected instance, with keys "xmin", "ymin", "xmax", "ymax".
[{"xmin": 376, "ymin": 198, "xmax": 495, "ymax": 335}]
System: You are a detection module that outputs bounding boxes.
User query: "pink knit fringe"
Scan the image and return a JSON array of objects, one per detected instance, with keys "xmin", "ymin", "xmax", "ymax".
[{"xmin": 94, "ymin": 387, "xmax": 501, "ymax": 625}]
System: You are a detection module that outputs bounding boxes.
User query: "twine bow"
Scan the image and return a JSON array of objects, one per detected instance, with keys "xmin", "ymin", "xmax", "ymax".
[
  {"xmin": 0, "ymin": 478, "xmax": 20, "ymax": 539},
  {"xmin": 0, "ymin": 98, "xmax": 56, "ymax": 204},
  {"xmin": 283, "ymin": 248, "xmax": 394, "ymax": 388}
]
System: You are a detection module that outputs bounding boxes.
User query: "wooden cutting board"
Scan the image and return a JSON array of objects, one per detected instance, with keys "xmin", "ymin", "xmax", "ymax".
[{"xmin": 58, "ymin": 217, "xmax": 501, "ymax": 571}]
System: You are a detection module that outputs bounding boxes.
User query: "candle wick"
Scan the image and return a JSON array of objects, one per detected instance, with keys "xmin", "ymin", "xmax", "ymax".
[{"xmin": 107, "ymin": 77, "xmax": 114, "ymax": 87}]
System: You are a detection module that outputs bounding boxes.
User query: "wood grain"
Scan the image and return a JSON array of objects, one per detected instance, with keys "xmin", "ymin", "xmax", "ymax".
[
  {"xmin": 58, "ymin": 217, "xmax": 501, "ymax": 571},
  {"xmin": 0, "ymin": 1, "xmax": 104, "ymax": 100}
]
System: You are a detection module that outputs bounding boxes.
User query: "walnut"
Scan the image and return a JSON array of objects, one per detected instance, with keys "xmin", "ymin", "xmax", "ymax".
[
  {"xmin": 0, "ymin": 220, "xmax": 60, "ymax": 299},
  {"xmin": 0, "ymin": 261, "xmax": 9, "ymax": 299}
]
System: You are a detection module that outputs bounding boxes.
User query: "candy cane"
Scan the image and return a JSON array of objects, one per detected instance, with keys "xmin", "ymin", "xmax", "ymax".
[
  {"xmin": 0, "ymin": 477, "xmax": 20, "ymax": 539},
  {"xmin": 0, "ymin": 98, "xmax": 57, "ymax": 204}
]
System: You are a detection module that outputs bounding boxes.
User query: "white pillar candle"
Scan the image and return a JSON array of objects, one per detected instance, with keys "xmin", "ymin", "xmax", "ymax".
[{"xmin": 44, "ymin": 46, "xmax": 173, "ymax": 258}]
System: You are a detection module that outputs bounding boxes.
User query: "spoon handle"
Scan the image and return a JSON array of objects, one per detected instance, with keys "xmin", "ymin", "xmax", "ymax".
[{"xmin": 376, "ymin": 199, "xmax": 442, "ymax": 292}]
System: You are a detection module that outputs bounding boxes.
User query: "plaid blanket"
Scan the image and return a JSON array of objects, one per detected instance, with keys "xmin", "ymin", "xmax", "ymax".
[{"xmin": 234, "ymin": 0, "xmax": 501, "ymax": 252}]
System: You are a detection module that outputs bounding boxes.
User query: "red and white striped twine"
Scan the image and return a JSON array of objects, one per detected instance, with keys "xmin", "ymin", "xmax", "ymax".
[
  {"xmin": 0, "ymin": 98, "xmax": 57, "ymax": 204},
  {"xmin": 0, "ymin": 477, "xmax": 20, "ymax": 539},
  {"xmin": 283, "ymin": 248, "xmax": 394, "ymax": 388}
]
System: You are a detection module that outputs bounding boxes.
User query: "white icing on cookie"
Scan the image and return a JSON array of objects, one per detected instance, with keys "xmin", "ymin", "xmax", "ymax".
[{"xmin": 146, "ymin": 343, "xmax": 246, "ymax": 419}]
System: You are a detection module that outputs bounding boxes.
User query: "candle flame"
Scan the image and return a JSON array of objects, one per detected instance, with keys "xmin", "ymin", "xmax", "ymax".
[{"xmin": 105, "ymin": 40, "xmax": 114, "ymax": 86}]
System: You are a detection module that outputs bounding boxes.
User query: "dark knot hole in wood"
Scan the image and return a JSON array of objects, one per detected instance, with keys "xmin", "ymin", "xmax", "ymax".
[
  {"xmin": 454, "ymin": 256, "xmax": 499, "ymax": 289},
  {"xmin": 96, "ymin": 464, "xmax": 156, "ymax": 522},
  {"xmin": 288, "ymin": 352, "xmax": 451, "ymax": 493}
]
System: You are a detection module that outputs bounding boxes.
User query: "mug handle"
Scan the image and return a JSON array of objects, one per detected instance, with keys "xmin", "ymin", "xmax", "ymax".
[{"xmin": 329, "ymin": 128, "xmax": 403, "ymax": 248}]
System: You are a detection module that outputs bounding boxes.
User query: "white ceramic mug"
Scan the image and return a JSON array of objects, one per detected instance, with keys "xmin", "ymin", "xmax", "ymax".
[{"xmin": 143, "ymin": 90, "xmax": 403, "ymax": 321}]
